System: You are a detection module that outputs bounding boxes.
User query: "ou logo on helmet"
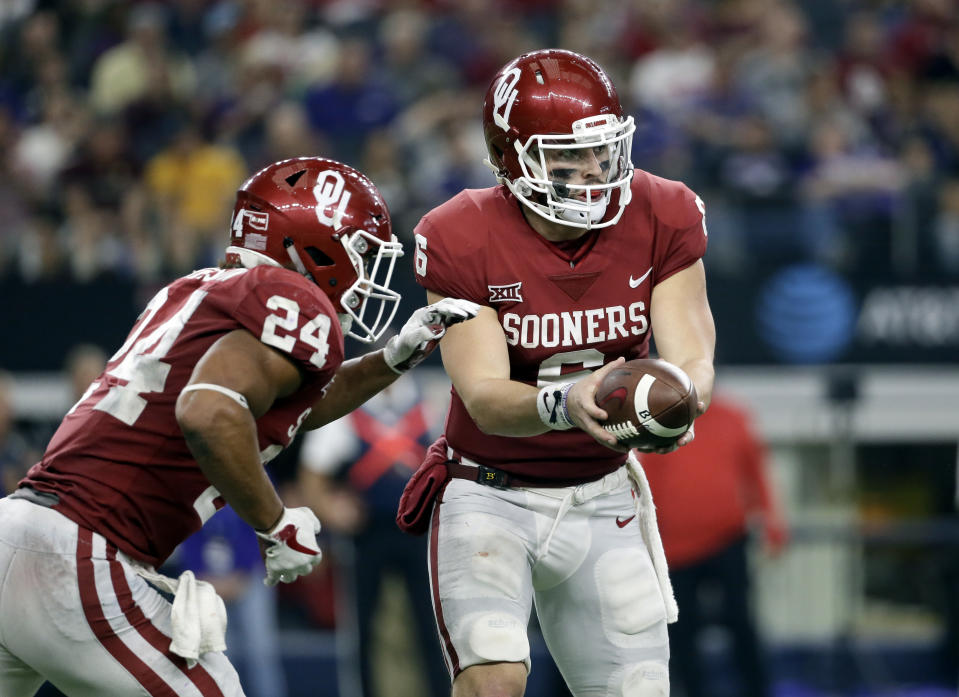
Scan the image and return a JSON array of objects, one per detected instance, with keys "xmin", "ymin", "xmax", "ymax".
[
  {"xmin": 492, "ymin": 67, "xmax": 521, "ymax": 132},
  {"xmin": 313, "ymin": 170, "xmax": 352, "ymax": 229}
]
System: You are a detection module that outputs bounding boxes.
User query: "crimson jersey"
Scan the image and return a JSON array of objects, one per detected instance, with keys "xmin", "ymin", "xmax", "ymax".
[
  {"xmin": 414, "ymin": 170, "xmax": 707, "ymax": 481},
  {"xmin": 22, "ymin": 265, "xmax": 344, "ymax": 566}
]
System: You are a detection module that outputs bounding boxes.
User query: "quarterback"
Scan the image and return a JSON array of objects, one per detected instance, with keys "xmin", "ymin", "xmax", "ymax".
[
  {"xmin": 0, "ymin": 157, "xmax": 477, "ymax": 696},
  {"xmin": 413, "ymin": 50, "xmax": 716, "ymax": 696}
]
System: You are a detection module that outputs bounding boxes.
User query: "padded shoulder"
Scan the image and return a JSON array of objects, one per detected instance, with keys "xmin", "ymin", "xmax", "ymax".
[{"xmin": 636, "ymin": 170, "xmax": 704, "ymax": 231}]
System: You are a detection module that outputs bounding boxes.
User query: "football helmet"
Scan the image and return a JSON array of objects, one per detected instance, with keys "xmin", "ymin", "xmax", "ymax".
[
  {"xmin": 226, "ymin": 157, "xmax": 403, "ymax": 343},
  {"xmin": 482, "ymin": 49, "xmax": 635, "ymax": 229}
]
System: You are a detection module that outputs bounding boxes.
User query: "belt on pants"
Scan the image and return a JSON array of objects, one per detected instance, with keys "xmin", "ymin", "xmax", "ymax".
[{"xmin": 445, "ymin": 450, "xmax": 613, "ymax": 490}]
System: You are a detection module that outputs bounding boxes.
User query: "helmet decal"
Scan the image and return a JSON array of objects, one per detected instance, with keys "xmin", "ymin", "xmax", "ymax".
[
  {"xmin": 491, "ymin": 67, "xmax": 521, "ymax": 133},
  {"xmin": 313, "ymin": 170, "xmax": 351, "ymax": 229},
  {"xmin": 231, "ymin": 209, "xmax": 270, "ymax": 250}
]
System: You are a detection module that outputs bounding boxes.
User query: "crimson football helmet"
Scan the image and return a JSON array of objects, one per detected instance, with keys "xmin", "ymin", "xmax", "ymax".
[
  {"xmin": 482, "ymin": 49, "xmax": 635, "ymax": 229},
  {"xmin": 226, "ymin": 157, "xmax": 403, "ymax": 343}
]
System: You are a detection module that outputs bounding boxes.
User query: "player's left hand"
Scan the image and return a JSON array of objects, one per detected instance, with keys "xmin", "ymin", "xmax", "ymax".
[
  {"xmin": 633, "ymin": 395, "xmax": 705, "ymax": 454},
  {"xmin": 384, "ymin": 298, "xmax": 480, "ymax": 373},
  {"xmin": 255, "ymin": 507, "xmax": 323, "ymax": 586},
  {"xmin": 633, "ymin": 422, "xmax": 698, "ymax": 455}
]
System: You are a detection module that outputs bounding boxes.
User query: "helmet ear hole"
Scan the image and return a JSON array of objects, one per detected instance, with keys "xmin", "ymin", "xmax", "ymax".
[{"xmin": 305, "ymin": 246, "xmax": 335, "ymax": 267}]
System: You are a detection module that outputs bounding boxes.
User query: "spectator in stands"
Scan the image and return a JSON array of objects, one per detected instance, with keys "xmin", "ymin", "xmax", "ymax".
[
  {"xmin": 303, "ymin": 38, "xmax": 400, "ymax": 164},
  {"xmin": 934, "ymin": 178, "xmax": 959, "ymax": 275},
  {"xmin": 298, "ymin": 373, "xmax": 448, "ymax": 697},
  {"xmin": 237, "ymin": 0, "xmax": 338, "ymax": 95},
  {"xmin": 88, "ymin": 2, "xmax": 196, "ymax": 117},
  {"xmin": 642, "ymin": 393, "xmax": 788, "ymax": 697},
  {"xmin": 62, "ymin": 343, "xmax": 107, "ymax": 411},
  {"xmin": 798, "ymin": 117, "xmax": 905, "ymax": 273},
  {"xmin": 248, "ymin": 101, "xmax": 323, "ymax": 172},
  {"xmin": 144, "ymin": 120, "xmax": 246, "ymax": 274},
  {"xmin": 733, "ymin": 2, "xmax": 814, "ymax": 149},
  {"xmin": 378, "ymin": 8, "xmax": 461, "ymax": 108}
]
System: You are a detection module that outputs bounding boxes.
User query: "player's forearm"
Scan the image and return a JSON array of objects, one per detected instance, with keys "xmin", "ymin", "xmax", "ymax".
[
  {"xmin": 180, "ymin": 402, "xmax": 284, "ymax": 531},
  {"xmin": 678, "ymin": 357, "xmax": 714, "ymax": 411},
  {"xmin": 458, "ymin": 378, "xmax": 550, "ymax": 436},
  {"xmin": 303, "ymin": 351, "xmax": 399, "ymax": 430}
]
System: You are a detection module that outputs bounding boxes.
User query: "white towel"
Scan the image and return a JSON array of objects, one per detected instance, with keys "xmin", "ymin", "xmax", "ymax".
[
  {"xmin": 129, "ymin": 564, "xmax": 228, "ymax": 668},
  {"xmin": 625, "ymin": 452, "xmax": 679, "ymax": 623}
]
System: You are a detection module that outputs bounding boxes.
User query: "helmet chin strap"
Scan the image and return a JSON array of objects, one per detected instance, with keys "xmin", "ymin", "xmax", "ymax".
[{"xmin": 283, "ymin": 238, "xmax": 316, "ymax": 282}]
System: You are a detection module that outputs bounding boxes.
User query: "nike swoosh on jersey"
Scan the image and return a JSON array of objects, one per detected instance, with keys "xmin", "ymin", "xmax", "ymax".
[
  {"xmin": 629, "ymin": 267, "xmax": 653, "ymax": 288},
  {"xmin": 616, "ymin": 515, "xmax": 636, "ymax": 528}
]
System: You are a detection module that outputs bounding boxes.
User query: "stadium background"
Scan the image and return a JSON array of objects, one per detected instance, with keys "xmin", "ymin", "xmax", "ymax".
[{"xmin": 0, "ymin": 0, "xmax": 957, "ymax": 695}]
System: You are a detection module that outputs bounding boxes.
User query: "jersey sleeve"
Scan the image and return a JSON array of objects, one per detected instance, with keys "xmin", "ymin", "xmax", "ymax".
[
  {"xmin": 413, "ymin": 196, "xmax": 490, "ymax": 304},
  {"xmin": 230, "ymin": 267, "xmax": 344, "ymax": 374},
  {"xmin": 649, "ymin": 178, "xmax": 709, "ymax": 284}
]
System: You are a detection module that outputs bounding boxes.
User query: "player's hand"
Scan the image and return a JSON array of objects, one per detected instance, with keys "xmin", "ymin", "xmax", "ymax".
[
  {"xmin": 672, "ymin": 398, "xmax": 706, "ymax": 449},
  {"xmin": 634, "ymin": 396, "xmax": 705, "ymax": 454},
  {"xmin": 255, "ymin": 507, "xmax": 323, "ymax": 586},
  {"xmin": 566, "ymin": 357, "xmax": 629, "ymax": 452},
  {"xmin": 633, "ymin": 422, "xmax": 696, "ymax": 455},
  {"xmin": 384, "ymin": 298, "xmax": 480, "ymax": 373}
]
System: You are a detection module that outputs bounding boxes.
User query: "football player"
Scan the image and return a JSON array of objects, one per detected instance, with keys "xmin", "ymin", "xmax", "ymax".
[
  {"xmin": 413, "ymin": 50, "xmax": 716, "ymax": 696},
  {"xmin": 0, "ymin": 157, "xmax": 478, "ymax": 696}
]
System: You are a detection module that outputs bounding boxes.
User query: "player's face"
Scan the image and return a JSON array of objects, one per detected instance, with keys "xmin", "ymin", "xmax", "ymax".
[{"xmin": 544, "ymin": 145, "xmax": 612, "ymax": 198}]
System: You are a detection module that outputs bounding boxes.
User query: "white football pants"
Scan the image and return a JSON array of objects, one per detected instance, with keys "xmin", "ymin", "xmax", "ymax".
[
  {"xmin": 0, "ymin": 497, "xmax": 244, "ymax": 697},
  {"xmin": 429, "ymin": 465, "xmax": 672, "ymax": 697}
]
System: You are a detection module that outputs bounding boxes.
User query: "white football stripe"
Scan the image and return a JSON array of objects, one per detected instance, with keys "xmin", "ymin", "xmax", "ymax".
[
  {"xmin": 633, "ymin": 374, "xmax": 689, "ymax": 438},
  {"xmin": 90, "ymin": 536, "xmax": 208, "ymax": 697}
]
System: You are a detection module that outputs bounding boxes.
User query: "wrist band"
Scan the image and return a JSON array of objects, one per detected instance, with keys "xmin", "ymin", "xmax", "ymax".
[
  {"xmin": 382, "ymin": 342, "xmax": 407, "ymax": 375},
  {"xmin": 536, "ymin": 382, "xmax": 575, "ymax": 431}
]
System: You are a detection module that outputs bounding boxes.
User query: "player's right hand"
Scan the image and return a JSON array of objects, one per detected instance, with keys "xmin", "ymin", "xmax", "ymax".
[
  {"xmin": 383, "ymin": 297, "xmax": 480, "ymax": 373},
  {"xmin": 566, "ymin": 357, "xmax": 628, "ymax": 451},
  {"xmin": 255, "ymin": 506, "xmax": 323, "ymax": 586}
]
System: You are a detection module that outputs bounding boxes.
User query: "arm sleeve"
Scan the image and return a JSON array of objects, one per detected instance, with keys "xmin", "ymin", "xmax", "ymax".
[
  {"xmin": 413, "ymin": 213, "xmax": 489, "ymax": 304},
  {"xmin": 651, "ymin": 181, "xmax": 709, "ymax": 285}
]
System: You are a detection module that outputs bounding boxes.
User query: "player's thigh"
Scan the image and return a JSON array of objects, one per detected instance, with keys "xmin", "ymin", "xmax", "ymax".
[
  {"xmin": 3, "ymin": 522, "xmax": 244, "ymax": 696},
  {"xmin": 0, "ymin": 635, "xmax": 46, "ymax": 697},
  {"xmin": 431, "ymin": 480, "xmax": 536, "ymax": 677},
  {"xmin": 534, "ymin": 514, "xmax": 670, "ymax": 696}
]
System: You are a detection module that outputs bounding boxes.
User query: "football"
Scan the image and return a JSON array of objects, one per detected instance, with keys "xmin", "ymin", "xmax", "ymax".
[{"xmin": 595, "ymin": 358, "xmax": 698, "ymax": 450}]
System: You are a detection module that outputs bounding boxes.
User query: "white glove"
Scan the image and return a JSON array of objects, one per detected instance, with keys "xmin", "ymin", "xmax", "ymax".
[
  {"xmin": 383, "ymin": 298, "xmax": 480, "ymax": 373},
  {"xmin": 255, "ymin": 507, "xmax": 322, "ymax": 586}
]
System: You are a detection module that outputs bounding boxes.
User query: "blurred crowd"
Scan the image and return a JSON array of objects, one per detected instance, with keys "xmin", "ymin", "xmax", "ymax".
[{"xmin": 1, "ymin": 0, "xmax": 958, "ymax": 285}]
